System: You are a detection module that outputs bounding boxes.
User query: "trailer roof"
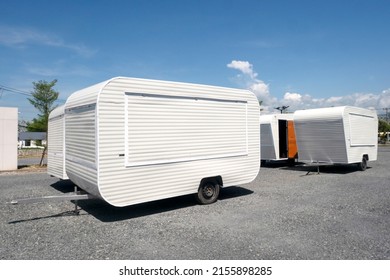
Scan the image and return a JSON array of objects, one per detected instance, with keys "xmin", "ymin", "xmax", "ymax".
[
  {"xmin": 260, "ymin": 113, "xmax": 294, "ymax": 124},
  {"xmin": 48, "ymin": 105, "xmax": 65, "ymax": 120},
  {"xmin": 294, "ymin": 106, "xmax": 377, "ymax": 120}
]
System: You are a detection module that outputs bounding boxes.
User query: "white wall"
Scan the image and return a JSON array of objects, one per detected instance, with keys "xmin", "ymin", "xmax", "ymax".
[{"xmin": 0, "ymin": 107, "xmax": 18, "ymax": 171}]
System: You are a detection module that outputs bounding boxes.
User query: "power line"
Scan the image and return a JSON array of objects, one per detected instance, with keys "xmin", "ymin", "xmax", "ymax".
[
  {"xmin": 383, "ymin": 107, "xmax": 390, "ymax": 122},
  {"xmin": 0, "ymin": 84, "xmax": 32, "ymax": 97},
  {"xmin": 0, "ymin": 83, "xmax": 66, "ymax": 103}
]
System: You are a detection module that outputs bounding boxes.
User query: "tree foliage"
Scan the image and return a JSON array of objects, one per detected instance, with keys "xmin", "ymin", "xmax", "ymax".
[
  {"xmin": 27, "ymin": 79, "xmax": 59, "ymax": 132},
  {"xmin": 27, "ymin": 79, "xmax": 59, "ymax": 166},
  {"xmin": 378, "ymin": 119, "xmax": 390, "ymax": 132},
  {"xmin": 26, "ymin": 116, "xmax": 47, "ymax": 132}
]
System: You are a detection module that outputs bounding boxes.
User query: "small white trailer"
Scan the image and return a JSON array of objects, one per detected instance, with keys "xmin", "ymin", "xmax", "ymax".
[
  {"xmin": 62, "ymin": 77, "xmax": 260, "ymax": 207},
  {"xmin": 260, "ymin": 114, "xmax": 298, "ymax": 163},
  {"xmin": 47, "ymin": 105, "xmax": 68, "ymax": 179},
  {"xmin": 293, "ymin": 106, "xmax": 378, "ymax": 170}
]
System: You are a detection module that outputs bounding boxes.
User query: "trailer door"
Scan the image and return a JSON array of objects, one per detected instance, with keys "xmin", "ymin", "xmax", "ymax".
[{"xmin": 287, "ymin": 120, "xmax": 298, "ymax": 159}]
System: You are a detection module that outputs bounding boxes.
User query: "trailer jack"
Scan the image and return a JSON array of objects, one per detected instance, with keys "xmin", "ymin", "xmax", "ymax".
[{"xmin": 303, "ymin": 161, "xmax": 331, "ymax": 175}]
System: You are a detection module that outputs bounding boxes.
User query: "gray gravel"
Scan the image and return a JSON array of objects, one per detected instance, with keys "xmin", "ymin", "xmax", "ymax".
[{"xmin": 1, "ymin": 147, "xmax": 389, "ymax": 260}]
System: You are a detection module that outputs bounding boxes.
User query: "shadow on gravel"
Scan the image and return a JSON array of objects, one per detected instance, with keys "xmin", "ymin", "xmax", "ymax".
[
  {"xmin": 8, "ymin": 210, "xmax": 86, "ymax": 224},
  {"xmin": 261, "ymin": 160, "xmax": 296, "ymax": 168},
  {"xmin": 282, "ymin": 165, "xmax": 371, "ymax": 175},
  {"xmin": 74, "ymin": 185, "xmax": 253, "ymax": 223},
  {"xmin": 10, "ymin": 180, "xmax": 253, "ymax": 223},
  {"xmin": 261, "ymin": 160, "xmax": 368, "ymax": 175}
]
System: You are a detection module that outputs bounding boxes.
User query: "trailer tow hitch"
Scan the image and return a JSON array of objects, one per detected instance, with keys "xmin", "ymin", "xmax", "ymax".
[{"xmin": 9, "ymin": 186, "xmax": 96, "ymax": 215}]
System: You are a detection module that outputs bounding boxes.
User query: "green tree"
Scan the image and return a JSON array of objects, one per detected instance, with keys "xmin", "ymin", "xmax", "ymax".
[
  {"xmin": 26, "ymin": 116, "xmax": 46, "ymax": 132},
  {"xmin": 378, "ymin": 119, "xmax": 390, "ymax": 143},
  {"xmin": 27, "ymin": 79, "xmax": 59, "ymax": 132},
  {"xmin": 378, "ymin": 119, "xmax": 390, "ymax": 132},
  {"xmin": 27, "ymin": 79, "xmax": 59, "ymax": 165}
]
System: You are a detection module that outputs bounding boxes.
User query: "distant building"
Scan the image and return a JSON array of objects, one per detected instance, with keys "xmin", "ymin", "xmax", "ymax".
[
  {"xmin": 18, "ymin": 132, "xmax": 47, "ymax": 148},
  {"xmin": 0, "ymin": 107, "xmax": 18, "ymax": 171}
]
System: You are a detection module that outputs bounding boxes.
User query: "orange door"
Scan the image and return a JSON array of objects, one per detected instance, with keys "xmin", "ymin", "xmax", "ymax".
[{"xmin": 287, "ymin": 120, "xmax": 298, "ymax": 159}]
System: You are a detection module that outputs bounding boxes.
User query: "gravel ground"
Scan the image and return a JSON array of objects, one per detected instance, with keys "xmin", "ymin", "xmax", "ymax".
[{"xmin": 1, "ymin": 147, "xmax": 389, "ymax": 260}]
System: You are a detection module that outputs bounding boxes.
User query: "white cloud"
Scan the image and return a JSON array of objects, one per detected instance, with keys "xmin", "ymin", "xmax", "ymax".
[
  {"xmin": 227, "ymin": 60, "xmax": 257, "ymax": 79},
  {"xmin": 282, "ymin": 92, "xmax": 386, "ymax": 112},
  {"xmin": 0, "ymin": 25, "xmax": 96, "ymax": 57},
  {"xmin": 326, "ymin": 96, "xmax": 343, "ymax": 103},
  {"xmin": 283, "ymin": 92, "xmax": 302, "ymax": 102},
  {"xmin": 227, "ymin": 60, "xmax": 275, "ymax": 109},
  {"xmin": 250, "ymin": 81, "xmax": 269, "ymax": 97},
  {"xmin": 378, "ymin": 89, "xmax": 390, "ymax": 108},
  {"xmin": 282, "ymin": 91, "xmax": 390, "ymax": 113},
  {"xmin": 227, "ymin": 59, "xmax": 390, "ymax": 114}
]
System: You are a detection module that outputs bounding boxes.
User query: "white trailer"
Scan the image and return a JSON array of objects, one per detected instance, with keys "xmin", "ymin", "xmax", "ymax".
[
  {"xmin": 64, "ymin": 77, "xmax": 260, "ymax": 207},
  {"xmin": 293, "ymin": 106, "xmax": 378, "ymax": 170},
  {"xmin": 48, "ymin": 105, "xmax": 68, "ymax": 179},
  {"xmin": 260, "ymin": 114, "xmax": 297, "ymax": 162}
]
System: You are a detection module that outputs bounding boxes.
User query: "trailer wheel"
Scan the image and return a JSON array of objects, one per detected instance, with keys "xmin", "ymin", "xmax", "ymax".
[
  {"xmin": 357, "ymin": 157, "xmax": 367, "ymax": 171},
  {"xmin": 196, "ymin": 181, "xmax": 220, "ymax": 205}
]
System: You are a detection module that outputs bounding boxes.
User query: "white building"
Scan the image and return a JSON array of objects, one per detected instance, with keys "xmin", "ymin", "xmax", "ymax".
[
  {"xmin": 0, "ymin": 107, "xmax": 18, "ymax": 171},
  {"xmin": 18, "ymin": 132, "xmax": 47, "ymax": 148}
]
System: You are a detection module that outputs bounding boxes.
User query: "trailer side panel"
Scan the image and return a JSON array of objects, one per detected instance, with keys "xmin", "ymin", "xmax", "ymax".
[{"xmin": 48, "ymin": 105, "xmax": 67, "ymax": 179}]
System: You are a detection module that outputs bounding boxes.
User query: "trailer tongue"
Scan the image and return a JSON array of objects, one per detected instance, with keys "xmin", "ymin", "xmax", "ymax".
[{"xmin": 10, "ymin": 186, "xmax": 96, "ymax": 215}]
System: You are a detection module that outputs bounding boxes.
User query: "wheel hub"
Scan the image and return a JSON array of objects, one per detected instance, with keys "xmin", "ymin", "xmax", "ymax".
[{"xmin": 203, "ymin": 185, "xmax": 214, "ymax": 198}]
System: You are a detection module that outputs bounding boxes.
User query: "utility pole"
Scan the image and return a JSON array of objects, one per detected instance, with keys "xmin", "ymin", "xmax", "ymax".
[
  {"xmin": 275, "ymin": 105, "xmax": 290, "ymax": 114},
  {"xmin": 383, "ymin": 108, "xmax": 389, "ymax": 122}
]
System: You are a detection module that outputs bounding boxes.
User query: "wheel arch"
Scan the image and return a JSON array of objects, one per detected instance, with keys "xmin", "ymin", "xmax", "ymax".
[{"xmin": 200, "ymin": 175, "xmax": 223, "ymax": 188}]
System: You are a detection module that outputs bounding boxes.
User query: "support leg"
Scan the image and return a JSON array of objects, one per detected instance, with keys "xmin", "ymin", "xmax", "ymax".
[{"xmin": 73, "ymin": 186, "xmax": 80, "ymax": 215}]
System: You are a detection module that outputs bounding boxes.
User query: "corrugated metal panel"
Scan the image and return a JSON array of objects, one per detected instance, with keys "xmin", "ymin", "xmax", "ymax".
[
  {"xmin": 260, "ymin": 123, "xmax": 276, "ymax": 160},
  {"xmin": 294, "ymin": 107, "xmax": 347, "ymax": 163},
  {"xmin": 96, "ymin": 77, "xmax": 260, "ymax": 207},
  {"xmin": 66, "ymin": 105, "xmax": 96, "ymax": 165},
  {"xmin": 47, "ymin": 105, "xmax": 67, "ymax": 179},
  {"xmin": 344, "ymin": 107, "xmax": 378, "ymax": 162},
  {"xmin": 259, "ymin": 114, "xmax": 293, "ymax": 160},
  {"xmin": 294, "ymin": 106, "xmax": 378, "ymax": 164},
  {"xmin": 260, "ymin": 115, "xmax": 277, "ymax": 160},
  {"xmin": 65, "ymin": 85, "xmax": 100, "ymax": 196},
  {"xmin": 125, "ymin": 93, "xmax": 248, "ymax": 166},
  {"xmin": 66, "ymin": 80, "xmax": 106, "ymax": 108},
  {"xmin": 348, "ymin": 114, "xmax": 377, "ymax": 146}
]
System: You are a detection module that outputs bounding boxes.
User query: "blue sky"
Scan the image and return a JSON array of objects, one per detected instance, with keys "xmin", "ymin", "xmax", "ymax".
[{"xmin": 1, "ymin": 0, "xmax": 389, "ymax": 120}]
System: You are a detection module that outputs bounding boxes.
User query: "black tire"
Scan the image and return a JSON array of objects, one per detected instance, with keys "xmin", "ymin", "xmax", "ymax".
[
  {"xmin": 357, "ymin": 157, "xmax": 367, "ymax": 171},
  {"xmin": 287, "ymin": 158, "xmax": 296, "ymax": 166},
  {"xmin": 196, "ymin": 181, "xmax": 220, "ymax": 205}
]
